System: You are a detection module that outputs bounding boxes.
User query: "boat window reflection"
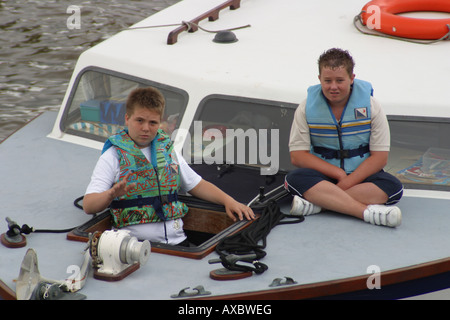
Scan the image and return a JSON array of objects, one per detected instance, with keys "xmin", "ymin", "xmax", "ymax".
[
  {"xmin": 187, "ymin": 95, "xmax": 297, "ymax": 173},
  {"xmin": 61, "ymin": 68, "xmax": 188, "ymax": 142},
  {"xmin": 387, "ymin": 117, "xmax": 450, "ymax": 191}
]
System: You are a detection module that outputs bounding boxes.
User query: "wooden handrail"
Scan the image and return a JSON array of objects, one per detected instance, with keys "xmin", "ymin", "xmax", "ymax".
[
  {"xmin": 167, "ymin": 0, "xmax": 241, "ymax": 44},
  {"xmin": 0, "ymin": 279, "xmax": 16, "ymax": 300}
]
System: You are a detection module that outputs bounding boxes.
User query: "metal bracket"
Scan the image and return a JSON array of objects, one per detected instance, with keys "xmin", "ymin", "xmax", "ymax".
[
  {"xmin": 31, "ymin": 282, "xmax": 86, "ymax": 300},
  {"xmin": 171, "ymin": 285, "xmax": 211, "ymax": 298},
  {"xmin": 208, "ymin": 253, "xmax": 257, "ymax": 265},
  {"xmin": 269, "ymin": 277, "xmax": 297, "ymax": 287}
]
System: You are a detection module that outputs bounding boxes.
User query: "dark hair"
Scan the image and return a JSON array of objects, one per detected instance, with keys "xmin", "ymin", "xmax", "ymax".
[
  {"xmin": 126, "ymin": 87, "xmax": 165, "ymax": 116},
  {"xmin": 318, "ymin": 48, "xmax": 355, "ymax": 76}
]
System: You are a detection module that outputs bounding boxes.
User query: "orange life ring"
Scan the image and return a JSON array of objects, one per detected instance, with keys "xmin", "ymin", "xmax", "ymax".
[{"xmin": 360, "ymin": 0, "xmax": 450, "ymax": 40}]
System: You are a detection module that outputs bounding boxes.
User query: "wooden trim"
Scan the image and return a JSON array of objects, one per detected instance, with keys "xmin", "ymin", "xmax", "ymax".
[
  {"xmin": 183, "ymin": 207, "xmax": 234, "ymax": 234},
  {"xmin": 0, "ymin": 279, "xmax": 16, "ymax": 300},
  {"xmin": 66, "ymin": 212, "xmax": 111, "ymax": 242},
  {"xmin": 93, "ymin": 263, "xmax": 140, "ymax": 282},
  {"xmin": 1, "ymin": 233, "xmax": 27, "ymax": 248},
  {"xmin": 66, "ymin": 205, "xmax": 257, "ymax": 260},
  {"xmin": 196, "ymin": 257, "xmax": 450, "ymax": 300}
]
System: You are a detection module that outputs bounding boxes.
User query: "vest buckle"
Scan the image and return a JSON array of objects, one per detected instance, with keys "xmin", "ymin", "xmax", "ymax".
[
  {"xmin": 338, "ymin": 150, "xmax": 349, "ymax": 159},
  {"xmin": 160, "ymin": 194, "xmax": 169, "ymax": 204}
]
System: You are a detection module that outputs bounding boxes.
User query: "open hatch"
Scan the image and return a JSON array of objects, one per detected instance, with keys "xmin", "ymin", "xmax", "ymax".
[{"xmin": 67, "ymin": 164, "xmax": 289, "ymax": 259}]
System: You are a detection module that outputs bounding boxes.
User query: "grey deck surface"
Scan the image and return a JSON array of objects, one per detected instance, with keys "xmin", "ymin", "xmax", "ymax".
[{"xmin": 1, "ymin": 112, "xmax": 450, "ymax": 299}]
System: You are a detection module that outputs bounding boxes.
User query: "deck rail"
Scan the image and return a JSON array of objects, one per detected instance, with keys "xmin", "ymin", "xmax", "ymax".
[{"xmin": 167, "ymin": 0, "xmax": 241, "ymax": 44}]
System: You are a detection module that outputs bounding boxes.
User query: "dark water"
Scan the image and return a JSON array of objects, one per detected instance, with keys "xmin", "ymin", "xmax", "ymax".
[{"xmin": 0, "ymin": 0, "xmax": 179, "ymax": 142}]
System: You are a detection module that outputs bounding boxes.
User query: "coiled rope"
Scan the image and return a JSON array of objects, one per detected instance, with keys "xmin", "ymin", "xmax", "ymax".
[{"xmin": 214, "ymin": 200, "xmax": 304, "ymax": 275}]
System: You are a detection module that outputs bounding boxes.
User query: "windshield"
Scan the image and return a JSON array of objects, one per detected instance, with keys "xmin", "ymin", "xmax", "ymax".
[
  {"xmin": 386, "ymin": 116, "xmax": 450, "ymax": 191},
  {"xmin": 179, "ymin": 95, "xmax": 297, "ymax": 175},
  {"xmin": 61, "ymin": 68, "xmax": 188, "ymax": 142}
]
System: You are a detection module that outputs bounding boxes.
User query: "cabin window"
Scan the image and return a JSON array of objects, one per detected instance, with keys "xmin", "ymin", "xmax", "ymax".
[
  {"xmin": 180, "ymin": 95, "xmax": 297, "ymax": 175},
  {"xmin": 386, "ymin": 116, "xmax": 450, "ymax": 191},
  {"xmin": 61, "ymin": 68, "xmax": 188, "ymax": 142}
]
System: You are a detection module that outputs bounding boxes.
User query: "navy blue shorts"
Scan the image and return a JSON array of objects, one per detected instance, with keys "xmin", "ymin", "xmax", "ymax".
[{"xmin": 284, "ymin": 168, "xmax": 403, "ymax": 205}]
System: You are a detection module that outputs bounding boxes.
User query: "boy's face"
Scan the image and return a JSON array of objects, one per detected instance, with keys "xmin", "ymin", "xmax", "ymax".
[
  {"xmin": 318, "ymin": 66, "xmax": 355, "ymax": 107},
  {"xmin": 125, "ymin": 105, "xmax": 161, "ymax": 148}
]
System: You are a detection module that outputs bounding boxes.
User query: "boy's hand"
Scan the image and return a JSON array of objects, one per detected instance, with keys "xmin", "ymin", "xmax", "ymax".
[{"xmin": 110, "ymin": 172, "xmax": 136, "ymax": 199}]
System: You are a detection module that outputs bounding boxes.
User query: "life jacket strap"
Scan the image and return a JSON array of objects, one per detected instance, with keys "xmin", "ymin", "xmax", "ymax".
[
  {"xmin": 313, "ymin": 145, "xmax": 369, "ymax": 160},
  {"xmin": 110, "ymin": 193, "xmax": 179, "ymax": 221}
]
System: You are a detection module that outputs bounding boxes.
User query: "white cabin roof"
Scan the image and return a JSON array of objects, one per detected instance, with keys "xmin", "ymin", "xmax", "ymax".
[{"xmin": 55, "ymin": 0, "xmax": 449, "ymax": 125}]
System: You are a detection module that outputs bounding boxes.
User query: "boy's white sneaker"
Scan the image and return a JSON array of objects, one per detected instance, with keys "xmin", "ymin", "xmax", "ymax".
[
  {"xmin": 363, "ymin": 205, "xmax": 402, "ymax": 227},
  {"xmin": 290, "ymin": 195, "xmax": 322, "ymax": 216}
]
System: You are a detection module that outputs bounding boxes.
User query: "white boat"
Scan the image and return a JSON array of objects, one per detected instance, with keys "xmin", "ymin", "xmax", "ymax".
[{"xmin": 1, "ymin": 0, "xmax": 450, "ymax": 301}]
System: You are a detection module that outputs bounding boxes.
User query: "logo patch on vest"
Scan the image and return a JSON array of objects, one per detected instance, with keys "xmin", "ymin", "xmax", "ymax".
[
  {"xmin": 354, "ymin": 107, "xmax": 368, "ymax": 119},
  {"xmin": 170, "ymin": 163, "xmax": 179, "ymax": 174}
]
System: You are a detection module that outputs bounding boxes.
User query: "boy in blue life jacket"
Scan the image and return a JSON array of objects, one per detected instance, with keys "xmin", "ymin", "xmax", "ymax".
[
  {"xmin": 285, "ymin": 48, "xmax": 403, "ymax": 227},
  {"xmin": 83, "ymin": 87, "xmax": 255, "ymax": 246}
]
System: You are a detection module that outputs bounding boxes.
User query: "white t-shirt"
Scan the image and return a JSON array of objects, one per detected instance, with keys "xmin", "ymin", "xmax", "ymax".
[{"xmin": 85, "ymin": 146, "xmax": 202, "ymax": 244}]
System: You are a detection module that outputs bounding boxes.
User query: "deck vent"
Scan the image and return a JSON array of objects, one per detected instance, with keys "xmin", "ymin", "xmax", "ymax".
[{"xmin": 213, "ymin": 30, "xmax": 238, "ymax": 43}]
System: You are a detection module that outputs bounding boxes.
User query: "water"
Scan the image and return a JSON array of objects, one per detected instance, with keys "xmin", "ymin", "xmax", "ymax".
[{"xmin": 0, "ymin": 0, "xmax": 179, "ymax": 142}]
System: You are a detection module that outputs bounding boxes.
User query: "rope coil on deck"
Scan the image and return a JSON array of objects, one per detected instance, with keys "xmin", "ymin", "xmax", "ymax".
[{"xmin": 214, "ymin": 200, "xmax": 304, "ymax": 275}]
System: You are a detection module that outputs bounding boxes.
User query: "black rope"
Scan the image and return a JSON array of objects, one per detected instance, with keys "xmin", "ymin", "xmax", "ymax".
[
  {"xmin": 214, "ymin": 200, "xmax": 303, "ymax": 274},
  {"xmin": 4, "ymin": 196, "xmax": 90, "ymax": 237},
  {"xmin": 73, "ymin": 195, "xmax": 84, "ymax": 210},
  {"xmin": 20, "ymin": 224, "xmax": 75, "ymax": 234},
  {"xmin": 29, "ymin": 196, "xmax": 87, "ymax": 233}
]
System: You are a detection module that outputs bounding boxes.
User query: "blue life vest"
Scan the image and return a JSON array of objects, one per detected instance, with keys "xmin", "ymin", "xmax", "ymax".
[
  {"xmin": 103, "ymin": 129, "xmax": 188, "ymax": 228},
  {"xmin": 305, "ymin": 79, "xmax": 373, "ymax": 173}
]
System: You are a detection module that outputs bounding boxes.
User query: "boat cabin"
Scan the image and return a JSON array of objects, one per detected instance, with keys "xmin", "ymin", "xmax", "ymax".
[
  {"xmin": 49, "ymin": 0, "xmax": 450, "ymax": 208},
  {"xmin": 3, "ymin": 0, "xmax": 450, "ymax": 300},
  {"xmin": 46, "ymin": 0, "xmax": 450, "ymax": 258}
]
